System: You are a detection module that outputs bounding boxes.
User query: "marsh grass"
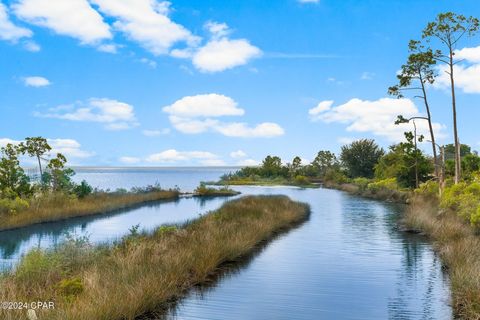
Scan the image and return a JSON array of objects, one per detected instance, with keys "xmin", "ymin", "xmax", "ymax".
[
  {"xmin": 404, "ymin": 196, "xmax": 480, "ymax": 319},
  {"xmin": 325, "ymin": 181, "xmax": 409, "ymax": 203},
  {"xmin": 193, "ymin": 184, "xmax": 240, "ymax": 197},
  {"xmin": 0, "ymin": 190, "xmax": 180, "ymax": 231},
  {"xmin": 0, "ymin": 195, "xmax": 309, "ymax": 320}
]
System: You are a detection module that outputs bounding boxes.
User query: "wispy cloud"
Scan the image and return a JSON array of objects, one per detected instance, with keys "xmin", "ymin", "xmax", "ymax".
[
  {"xmin": 35, "ymin": 98, "xmax": 139, "ymax": 130},
  {"xmin": 23, "ymin": 76, "xmax": 50, "ymax": 87}
]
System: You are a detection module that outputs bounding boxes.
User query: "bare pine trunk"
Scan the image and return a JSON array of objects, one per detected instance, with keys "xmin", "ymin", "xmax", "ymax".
[
  {"xmin": 420, "ymin": 75, "xmax": 438, "ymax": 178},
  {"xmin": 449, "ymin": 49, "xmax": 461, "ymax": 184}
]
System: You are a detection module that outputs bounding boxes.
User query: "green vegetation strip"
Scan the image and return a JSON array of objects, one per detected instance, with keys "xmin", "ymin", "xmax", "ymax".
[
  {"xmin": 0, "ymin": 190, "xmax": 180, "ymax": 231},
  {"xmin": 0, "ymin": 195, "xmax": 309, "ymax": 320},
  {"xmin": 404, "ymin": 196, "xmax": 480, "ymax": 319}
]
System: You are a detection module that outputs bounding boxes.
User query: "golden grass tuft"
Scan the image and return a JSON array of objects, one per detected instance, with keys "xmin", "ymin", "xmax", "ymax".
[
  {"xmin": 0, "ymin": 195, "xmax": 309, "ymax": 320},
  {"xmin": 0, "ymin": 190, "xmax": 179, "ymax": 231},
  {"xmin": 403, "ymin": 196, "xmax": 480, "ymax": 319}
]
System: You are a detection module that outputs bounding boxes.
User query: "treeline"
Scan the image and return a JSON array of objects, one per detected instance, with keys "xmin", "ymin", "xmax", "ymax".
[
  {"xmin": 225, "ymin": 138, "xmax": 479, "ymax": 188},
  {"xmin": 0, "ymin": 137, "xmax": 93, "ymax": 213}
]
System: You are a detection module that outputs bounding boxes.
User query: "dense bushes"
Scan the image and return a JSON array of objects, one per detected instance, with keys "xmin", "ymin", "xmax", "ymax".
[
  {"xmin": 340, "ymin": 139, "xmax": 384, "ymax": 178},
  {"xmin": 441, "ymin": 181, "xmax": 480, "ymax": 227},
  {"xmin": 0, "ymin": 138, "xmax": 95, "ymax": 216}
]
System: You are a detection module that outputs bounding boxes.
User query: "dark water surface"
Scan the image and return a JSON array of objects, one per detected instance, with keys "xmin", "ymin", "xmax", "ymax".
[{"xmin": 0, "ymin": 168, "xmax": 451, "ymax": 319}]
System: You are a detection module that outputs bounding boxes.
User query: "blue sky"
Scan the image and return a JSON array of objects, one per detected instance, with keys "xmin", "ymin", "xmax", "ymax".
[{"xmin": 1, "ymin": 0, "xmax": 480, "ymax": 166}]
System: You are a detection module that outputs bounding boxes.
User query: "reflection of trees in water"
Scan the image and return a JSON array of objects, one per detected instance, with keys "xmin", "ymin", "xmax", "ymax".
[
  {"xmin": 193, "ymin": 194, "xmax": 240, "ymax": 209},
  {"xmin": 388, "ymin": 221, "xmax": 450, "ymax": 319},
  {"xmin": 137, "ymin": 215, "xmax": 310, "ymax": 320},
  {"xmin": 0, "ymin": 198, "xmax": 186, "ymax": 263},
  {"xmin": 340, "ymin": 193, "xmax": 450, "ymax": 319},
  {"xmin": 339, "ymin": 194, "xmax": 387, "ymax": 241}
]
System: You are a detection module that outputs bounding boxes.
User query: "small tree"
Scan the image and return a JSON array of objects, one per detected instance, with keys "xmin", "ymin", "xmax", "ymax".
[
  {"xmin": 443, "ymin": 143, "xmax": 472, "ymax": 161},
  {"xmin": 422, "ymin": 12, "xmax": 479, "ymax": 184},
  {"xmin": 340, "ymin": 139, "xmax": 384, "ymax": 178},
  {"xmin": 375, "ymin": 132, "xmax": 433, "ymax": 189},
  {"xmin": 0, "ymin": 144, "xmax": 31, "ymax": 198},
  {"xmin": 261, "ymin": 155, "xmax": 285, "ymax": 177},
  {"xmin": 290, "ymin": 156, "xmax": 302, "ymax": 177},
  {"xmin": 44, "ymin": 153, "xmax": 75, "ymax": 192},
  {"xmin": 388, "ymin": 41, "xmax": 439, "ymax": 177},
  {"xmin": 19, "ymin": 137, "xmax": 51, "ymax": 179},
  {"xmin": 312, "ymin": 150, "xmax": 338, "ymax": 177}
]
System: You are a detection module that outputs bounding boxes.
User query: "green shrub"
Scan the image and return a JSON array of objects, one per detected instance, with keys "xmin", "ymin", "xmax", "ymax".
[
  {"xmin": 352, "ymin": 177, "xmax": 371, "ymax": 191},
  {"xmin": 367, "ymin": 178, "xmax": 398, "ymax": 193},
  {"xmin": 324, "ymin": 168, "xmax": 349, "ymax": 184},
  {"xmin": 471, "ymin": 207, "xmax": 480, "ymax": 227},
  {"xmin": 0, "ymin": 197, "xmax": 29, "ymax": 214},
  {"xmin": 155, "ymin": 225, "xmax": 178, "ymax": 237},
  {"xmin": 415, "ymin": 180, "xmax": 439, "ymax": 198},
  {"xmin": 441, "ymin": 182, "xmax": 468, "ymax": 209},
  {"xmin": 441, "ymin": 182, "xmax": 480, "ymax": 227},
  {"xmin": 15, "ymin": 249, "xmax": 62, "ymax": 286},
  {"xmin": 58, "ymin": 277, "xmax": 84, "ymax": 299},
  {"xmin": 293, "ymin": 175, "xmax": 310, "ymax": 186},
  {"xmin": 73, "ymin": 180, "xmax": 93, "ymax": 198}
]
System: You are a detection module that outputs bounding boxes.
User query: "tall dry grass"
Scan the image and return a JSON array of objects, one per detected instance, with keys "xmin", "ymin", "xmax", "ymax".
[
  {"xmin": 0, "ymin": 190, "xmax": 179, "ymax": 231},
  {"xmin": 404, "ymin": 196, "xmax": 480, "ymax": 319},
  {"xmin": 0, "ymin": 195, "xmax": 309, "ymax": 320}
]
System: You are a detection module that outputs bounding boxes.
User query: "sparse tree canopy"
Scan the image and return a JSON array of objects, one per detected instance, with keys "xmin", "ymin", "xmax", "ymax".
[
  {"xmin": 376, "ymin": 132, "xmax": 433, "ymax": 188},
  {"xmin": 422, "ymin": 12, "xmax": 479, "ymax": 184},
  {"xmin": 340, "ymin": 139, "xmax": 384, "ymax": 178},
  {"xmin": 389, "ymin": 40, "xmax": 439, "ymax": 177},
  {"xmin": 0, "ymin": 144, "xmax": 31, "ymax": 198},
  {"xmin": 19, "ymin": 137, "xmax": 52, "ymax": 178}
]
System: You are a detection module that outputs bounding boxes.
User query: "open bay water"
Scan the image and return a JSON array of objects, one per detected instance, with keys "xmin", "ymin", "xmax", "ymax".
[{"xmin": 0, "ymin": 167, "xmax": 451, "ymax": 319}]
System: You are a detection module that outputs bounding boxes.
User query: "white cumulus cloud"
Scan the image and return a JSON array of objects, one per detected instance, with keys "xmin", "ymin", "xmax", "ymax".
[
  {"xmin": 91, "ymin": 0, "xmax": 199, "ymax": 55},
  {"xmin": 172, "ymin": 21, "xmax": 261, "ymax": 73},
  {"xmin": 455, "ymin": 45, "xmax": 480, "ymax": 63},
  {"xmin": 192, "ymin": 38, "xmax": 261, "ymax": 73},
  {"xmin": 35, "ymin": 98, "xmax": 138, "ymax": 130},
  {"xmin": 145, "ymin": 149, "xmax": 217, "ymax": 163},
  {"xmin": 309, "ymin": 97, "xmax": 446, "ymax": 142},
  {"xmin": 13, "ymin": 0, "xmax": 112, "ymax": 45},
  {"xmin": 163, "ymin": 94, "xmax": 284, "ymax": 138},
  {"xmin": 433, "ymin": 46, "xmax": 480, "ymax": 94},
  {"xmin": 435, "ymin": 62, "xmax": 480, "ymax": 94},
  {"xmin": 308, "ymin": 100, "xmax": 334, "ymax": 117},
  {"xmin": 23, "ymin": 76, "xmax": 50, "ymax": 87},
  {"xmin": 48, "ymin": 138, "xmax": 94, "ymax": 159},
  {"xmin": 215, "ymin": 122, "xmax": 284, "ymax": 138},
  {"xmin": 163, "ymin": 93, "xmax": 244, "ymax": 117},
  {"xmin": 0, "ymin": 2, "xmax": 32, "ymax": 42},
  {"xmin": 0, "ymin": 137, "xmax": 93, "ymax": 160}
]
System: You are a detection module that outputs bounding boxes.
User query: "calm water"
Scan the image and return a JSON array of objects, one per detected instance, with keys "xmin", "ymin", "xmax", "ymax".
[
  {"xmin": 0, "ymin": 168, "xmax": 451, "ymax": 319},
  {"xmin": 72, "ymin": 167, "xmax": 237, "ymax": 191}
]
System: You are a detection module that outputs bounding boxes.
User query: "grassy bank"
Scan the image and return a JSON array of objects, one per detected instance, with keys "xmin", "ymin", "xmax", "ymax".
[
  {"xmin": 214, "ymin": 177, "xmax": 318, "ymax": 188},
  {"xmin": 0, "ymin": 190, "xmax": 180, "ymax": 231},
  {"xmin": 404, "ymin": 197, "xmax": 480, "ymax": 319},
  {"xmin": 193, "ymin": 184, "xmax": 241, "ymax": 197},
  {"xmin": 0, "ymin": 195, "xmax": 309, "ymax": 320},
  {"xmin": 323, "ymin": 178, "xmax": 410, "ymax": 204},
  {"xmin": 327, "ymin": 177, "xmax": 480, "ymax": 319}
]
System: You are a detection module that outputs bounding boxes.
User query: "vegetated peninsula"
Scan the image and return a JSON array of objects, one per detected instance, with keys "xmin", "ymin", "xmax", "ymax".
[
  {"xmin": 0, "ymin": 137, "xmax": 239, "ymax": 231},
  {"xmin": 0, "ymin": 195, "xmax": 309, "ymax": 320}
]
